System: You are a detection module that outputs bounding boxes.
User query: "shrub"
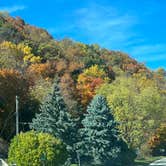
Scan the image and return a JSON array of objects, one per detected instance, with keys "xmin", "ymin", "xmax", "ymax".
[{"xmin": 8, "ymin": 131, "xmax": 68, "ymax": 166}]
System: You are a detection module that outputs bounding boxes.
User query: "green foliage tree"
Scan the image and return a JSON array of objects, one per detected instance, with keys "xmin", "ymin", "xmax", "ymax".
[
  {"xmin": 29, "ymin": 78, "xmax": 53, "ymax": 103},
  {"xmin": 77, "ymin": 95, "xmax": 134, "ymax": 166},
  {"xmin": 37, "ymin": 40, "xmax": 63, "ymax": 61},
  {"xmin": 23, "ymin": 25, "xmax": 52, "ymax": 43},
  {"xmin": 8, "ymin": 131, "xmax": 67, "ymax": 166},
  {"xmin": 0, "ymin": 14, "xmax": 165, "ymax": 160},
  {"xmin": 96, "ymin": 77, "xmax": 166, "ymax": 149},
  {"xmin": 30, "ymin": 81, "xmax": 79, "ymax": 165}
]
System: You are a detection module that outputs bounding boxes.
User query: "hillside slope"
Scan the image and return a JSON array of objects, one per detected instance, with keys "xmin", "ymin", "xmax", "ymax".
[{"xmin": 0, "ymin": 13, "xmax": 165, "ymax": 157}]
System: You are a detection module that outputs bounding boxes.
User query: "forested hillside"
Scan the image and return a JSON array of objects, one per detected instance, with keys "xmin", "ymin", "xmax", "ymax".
[{"xmin": 0, "ymin": 13, "xmax": 166, "ymax": 161}]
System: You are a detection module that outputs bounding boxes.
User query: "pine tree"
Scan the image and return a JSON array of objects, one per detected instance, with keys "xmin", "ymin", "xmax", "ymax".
[
  {"xmin": 30, "ymin": 81, "xmax": 79, "ymax": 165},
  {"xmin": 78, "ymin": 95, "xmax": 121, "ymax": 166}
]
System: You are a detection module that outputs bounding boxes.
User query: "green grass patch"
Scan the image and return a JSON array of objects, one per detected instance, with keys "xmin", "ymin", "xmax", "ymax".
[{"xmin": 134, "ymin": 156, "xmax": 164, "ymax": 166}]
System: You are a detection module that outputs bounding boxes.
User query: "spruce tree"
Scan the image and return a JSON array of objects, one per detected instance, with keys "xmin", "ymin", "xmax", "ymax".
[
  {"xmin": 78, "ymin": 95, "xmax": 121, "ymax": 166},
  {"xmin": 30, "ymin": 81, "xmax": 79, "ymax": 165}
]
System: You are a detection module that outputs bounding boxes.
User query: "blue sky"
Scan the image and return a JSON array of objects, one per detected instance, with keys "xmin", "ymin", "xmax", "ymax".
[{"xmin": 0, "ymin": 0, "xmax": 166, "ymax": 70}]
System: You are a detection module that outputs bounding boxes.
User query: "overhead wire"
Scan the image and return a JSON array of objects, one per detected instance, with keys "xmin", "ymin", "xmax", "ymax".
[{"xmin": 0, "ymin": 111, "xmax": 16, "ymax": 137}]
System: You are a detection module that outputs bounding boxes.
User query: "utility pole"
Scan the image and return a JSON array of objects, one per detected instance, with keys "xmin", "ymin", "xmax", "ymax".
[
  {"xmin": 77, "ymin": 151, "xmax": 81, "ymax": 166},
  {"xmin": 16, "ymin": 95, "xmax": 19, "ymax": 135}
]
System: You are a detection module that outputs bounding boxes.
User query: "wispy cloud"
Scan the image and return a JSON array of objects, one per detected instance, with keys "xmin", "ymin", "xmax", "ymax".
[
  {"xmin": 129, "ymin": 44, "xmax": 166, "ymax": 62},
  {"xmin": 0, "ymin": 5, "xmax": 26, "ymax": 13},
  {"xmin": 47, "ymin": 25, "xmax": 76, "ymax": 35},
  {"xmin": 74, "ymin": 4, "xmax": 138, "ymax": 48},
  {"xmin": 74, "ymin": 3, "xmax": 166, "ymax": 66},
  {"xmin": 143, "ymin": 54, "xmax": 166, "ymax": 62},
  {"xmin": 46, "ymin": 2, "xmax": 166, "ymax": 68},
  {"xmin": 130, "ymin": 44, "xmax": 166, "ymax": 55}
]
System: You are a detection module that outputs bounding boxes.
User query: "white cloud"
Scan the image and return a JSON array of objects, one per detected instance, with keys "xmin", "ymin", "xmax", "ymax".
[
  {"xmin": 47, "ymin": 25, "xmax": 76, "ymax": 35},
  {"xmin": 74, "ymin": 4, "xmax": 138, "ymax": 48},
  {"xmin": 46, "ymin": 2, "xmax": 166, "ymax": 68},
  {"xmin": 129, "ymin": 44, "xmax": 166, "ymax": 62},
  {"xmin": 130, "ymin": 44, "xmax": 166, "ymax": 55},
  {"xmin": 143, "ymin": 54, "xmax": 166, "ymax": 62},
  {"xmin": 0, "ymin": 5, "xmax": 26, "ymax": 13}
]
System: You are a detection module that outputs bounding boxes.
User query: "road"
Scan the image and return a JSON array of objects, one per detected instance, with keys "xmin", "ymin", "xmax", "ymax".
[
  {"xmin": 0, "ymin": 159, "xmax": 8, "ymax": 166},
  {"xmin": 149, "ymin": 158, "xmax": 166, "ymax": 166}
]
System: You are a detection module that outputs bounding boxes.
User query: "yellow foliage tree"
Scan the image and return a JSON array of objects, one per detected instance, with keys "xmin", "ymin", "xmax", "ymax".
[{"xmin": 0, "ymin": 41, "xmax": 41, "ymax": 71}]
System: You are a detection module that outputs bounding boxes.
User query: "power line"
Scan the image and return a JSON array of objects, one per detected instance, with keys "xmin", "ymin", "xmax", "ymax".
[
  {"xmin": 0, "ymin": 111, "xmax": 15, "ymax": 137},
  {"xmin": 19, "ymin": 122, "xmax": 32, "ymax": 125}
]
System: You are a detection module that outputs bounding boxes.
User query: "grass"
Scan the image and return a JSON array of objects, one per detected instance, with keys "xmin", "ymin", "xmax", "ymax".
[{"xmin": 134, "ymin": 156, "xmax": 164, "ymax": 166}]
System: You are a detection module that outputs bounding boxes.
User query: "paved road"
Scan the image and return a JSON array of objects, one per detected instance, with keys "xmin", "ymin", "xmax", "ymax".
[
  {"xmin": 149, "ymin": 158, "xmax": 166, "ymax": 166},
  {"xmin": 0, "ymin": 159, "xmax": 8, "ymax": 166}
]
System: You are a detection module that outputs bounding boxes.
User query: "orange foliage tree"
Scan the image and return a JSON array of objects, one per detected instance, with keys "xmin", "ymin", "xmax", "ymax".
[
  {"xmin": 27, "ymin": 62, "xmax": 56, "ymax": 80},
  {"xmin": 148, "ymin": 123, "xmax": 166, "ymax": 156},
  {"xmin": 76, "ymin": 65, "xmax": 109, "ymax": 106}
]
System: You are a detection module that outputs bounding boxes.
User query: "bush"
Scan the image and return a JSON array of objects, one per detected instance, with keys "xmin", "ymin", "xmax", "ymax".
[{"xmin": 8, "ymin": 131, "xmax": 68, "ymax": 166}]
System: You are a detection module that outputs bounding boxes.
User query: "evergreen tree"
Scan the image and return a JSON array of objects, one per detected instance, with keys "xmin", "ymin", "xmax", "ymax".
[
  {"xmin": 30, "ymin": 81, "xmax": 79, "ymax": 165},
  {"xmin": 78, "ymin": 95, "xmax": 122, "ymax": 166}
]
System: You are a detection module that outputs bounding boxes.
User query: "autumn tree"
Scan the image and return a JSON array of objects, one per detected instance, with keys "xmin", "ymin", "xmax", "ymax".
[
  {"xmin": 153, "ymin": 68, "xmax": 166, "ymax": 95},
  {"xmin": 26, "ymin": 62, "xmax": 56, "ymax": 83},
  {"xmin": 0, "ymin": 41, "xmax": 41, "ymax": 71},
  {"xmin": 96, "ymin": 77, "xmax": 166, "ymax": 149},
  {"xmin": 0, "ymin": 69, "xmax": 29, "ymax": 139},
  {"xmin": 29, "ymin": 78, "xmax": 53, "ymax": 103},
  {"xmin": 76, "ymin": 65, "xmax": 109, "ymax": 106},
  {"xmin": 148, "ymin": 123, "xmax": 166, "ymax": 156},
  {"xmin": 36, "ymin": 40, "xmax": 63, "ymax": 61},
  {"xmin": 60, "ymin": 73, "xmax": 79, "ymax": 115},
  {"xmin": 23, "ymin": 25, "xmax": 52, "ymax": 43},
  {"xmin": 0, "ymin": 14, "xmax": 24, "ymax": 43}
]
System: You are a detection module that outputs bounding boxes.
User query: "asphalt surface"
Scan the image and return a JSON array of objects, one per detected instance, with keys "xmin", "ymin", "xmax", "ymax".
[
  {"xmin": 0, "ymin": 159, "xmax": 8, "ymax": 166},
  {"xmin": 149, "ymin": 158, "xmax": 166, "ymax": 166}
]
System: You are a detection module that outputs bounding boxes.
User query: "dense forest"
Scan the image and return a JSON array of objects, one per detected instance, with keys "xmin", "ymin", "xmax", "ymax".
[{"xmin": 0, "ymin": 13, "xmax": 165, "ymax": 165}]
